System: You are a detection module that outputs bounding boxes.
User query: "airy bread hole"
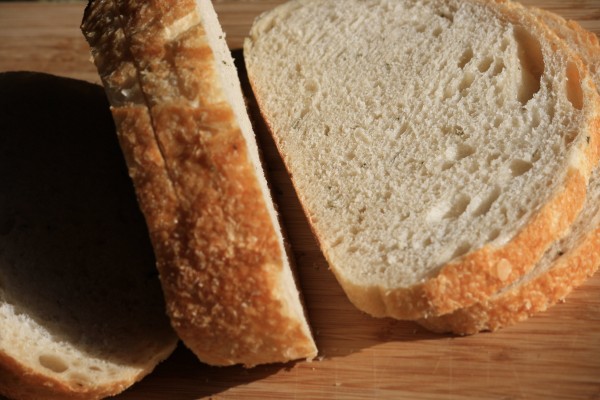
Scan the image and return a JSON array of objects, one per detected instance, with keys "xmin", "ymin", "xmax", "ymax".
[
  {"xmin": 458, "ymin": 73, "xmax": 475, "ymax": 94},
  {"xmin": 514, "ymin": 26, "xmax": 544, "ymax": 105},
  {"xmin": 509, "ymin": 159, "xmax": 533, "ymax": 177},
  {"xmin": 443, "ymin": 194, "xmax": 471, "ymax": 219},
  {"xmin": 455, "ymin": 143, "xmax": 475, "ymax": 160},
  {"xmin": 488, "ymin": 228, "xmax": 501, "ymax": 242},
  {"xmin": 38, "ymin": 354, "xmax": 69, "ymax": 373},
  {"xmin": 478, "ymin": 56, "xmax": 493, "ymax": 73},
  {"xmin": 458, "ymin": 47, "xmax": 473, "ymax": 69},
  {"xmin": 565, "ymin": 62, "xmax": 584, "ymax": 110},
  {"xmin": 451, "ymin": 241, "xmax": 471, "ymax": 259},
  {"xmin": 441, "ymin": 160, "xmax": 454, "ymax": 171},
  {"xmin": 69, "ymin": 372, "xmax": 91, "ymax": 387},
  {"xmin": 305, "ymin": 79, "xmax": 318, "ymax": 93},
  {"xmin": 473, "ymin": 186, "xmax": 501, "ymax": 217},
  {"xmin": 432, "ymin": 26, "xmax": 443, "ymax": 37},
  {"xmin": 564, "ymin": 131, "xmax": 579, "ymax": 148},
  {"xmin": 492, "ymin": 60, "xmax": 505, "ymax": 77},
  {"xmin": 530, "ymin": 108, "xmax": 541, "ymax": 128}
]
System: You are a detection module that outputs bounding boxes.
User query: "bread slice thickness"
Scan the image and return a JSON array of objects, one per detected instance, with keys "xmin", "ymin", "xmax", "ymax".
[
  {"xmin": 244, "ymin": 0, "xmax": 600, "ymax": 319},
  {"xmin": 82, "ymin": 0, "xmax": 316, "ymax": 367}
]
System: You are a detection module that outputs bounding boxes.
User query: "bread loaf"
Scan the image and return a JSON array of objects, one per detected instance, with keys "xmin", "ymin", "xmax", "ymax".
[
  {"xmin": 244, "ymin": 0, "xmax": 600, "ymax": 320},
  {"xmin": 82, "ymin": 0, "xmax": 317, "ymax": 367}
]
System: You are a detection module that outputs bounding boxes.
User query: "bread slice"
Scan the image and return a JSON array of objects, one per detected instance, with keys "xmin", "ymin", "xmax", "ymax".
[
  {"xmin": 0, "ymin": 71, "xmax": 177, "ymax": 400},
  {"xmin": 244, "ymin": 0, "xmax": 600, "ymax": 320},
  {"xmin": 418, "ymin": 6, "xmax": 600, "ymax": 334},
  {"xmin": 81, "ymin": 0, "xmax": 317, "ymax": 367}
]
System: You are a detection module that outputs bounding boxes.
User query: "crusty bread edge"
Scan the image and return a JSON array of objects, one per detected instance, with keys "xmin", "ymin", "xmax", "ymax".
[
  {"xmin": 418, "ymin": 225, "xmax": 600, "ymax": 334},
  {"xmin": 244, "ymin": 0, "xmax": 600, "ymax": 320},
  {"xmin": 0, "ymin": 321, "xmax": 176, "ymax": 400}
]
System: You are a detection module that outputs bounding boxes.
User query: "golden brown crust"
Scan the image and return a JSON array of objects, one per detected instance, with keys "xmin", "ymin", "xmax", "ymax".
[
  {"xmin": 0, "ymin": 350, "xmax": 160, "ymax": 400},
  {"xmin": 418, "ymin": 225, "xmax": 600, "ymax": 335},
  {"xmin": 245, "ymin": 0, "xmax": 600, "ymax": 321},
  {"xmin": 82, "ymin": 0, "xmax": 316, "ymax": 367}
]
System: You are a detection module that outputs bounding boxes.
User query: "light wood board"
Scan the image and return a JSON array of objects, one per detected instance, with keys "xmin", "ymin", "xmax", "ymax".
[{"xmin": 1, "ymin": 1, "xmax": 599, "ymax": 399}]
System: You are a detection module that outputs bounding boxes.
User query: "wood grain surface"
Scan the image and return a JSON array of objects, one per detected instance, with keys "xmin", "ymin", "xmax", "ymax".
[{"xmin": 1, "ymin": 1, "xmax": 600, "ymax": 399}]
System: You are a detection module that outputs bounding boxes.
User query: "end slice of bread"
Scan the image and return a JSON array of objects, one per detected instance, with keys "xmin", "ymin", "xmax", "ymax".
[
  {"xmin": 418, "ymin": 6, "xmax": 600, "ymax": 334},
  {"xmin": 244, "ymin": 0, "xmax": 600, "ymax": 319},
  {"xmin": 82, "ymin": 0, "xmax": 317, "ymax": 367},
  {"xmin": 0, "ymin": 72, "xmax": 177, "ymax": 400}
]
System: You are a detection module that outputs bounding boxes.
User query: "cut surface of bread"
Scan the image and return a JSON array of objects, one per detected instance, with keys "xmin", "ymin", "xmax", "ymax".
[
  {"xmin": 0, "ymin": 71, "xmax": 177, "ymax": 400},
  {"xmin": 82, "ymin": 0, "xmax": 317, "ymax": 367},
  {"xmin": 419, "ymin": 6, "xmax": 600, "ymax": 334},
  {"xmin": 244, "ymin": 0, "xmax": 600, "ymax": 319}
]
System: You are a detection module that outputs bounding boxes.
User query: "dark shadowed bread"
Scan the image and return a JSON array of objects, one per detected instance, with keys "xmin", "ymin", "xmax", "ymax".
[{"xmin": 0, "ymin": 71, "xmax": 177, "ymax": 400}]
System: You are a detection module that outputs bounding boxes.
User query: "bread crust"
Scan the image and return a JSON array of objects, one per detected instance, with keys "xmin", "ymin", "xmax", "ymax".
[
  {"xmin": 0, "ymin": 348, "xmax": 173, "ymax": 400},
  {"xmin": 418, "ymin": 225, "xmax": 600, "ymax": 334},
  {"xmin": 82, "ymin": 0, "xmax": 316, "ymax": 367},
  {"xmin": 245, "ymin": 0, "xmax": 600, "ymax": 320},
  {"xmin": 0, "ymin": 353, "xmax": 117, "ymax": 400}
]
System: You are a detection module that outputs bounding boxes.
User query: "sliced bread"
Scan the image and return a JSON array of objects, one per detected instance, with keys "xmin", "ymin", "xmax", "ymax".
[
  {"xmin": 419, "ymin": 6, "xmax": 600, "ymax": 334},
  {"xmin": 419, "ymin": 167, "xmax": 600, "ymax": 334},
  {"xmin": 0, "ymin": 72, "xmax": 177, "ymax": 400},
  {"xmin": 81, "ymin": 0, "xmax": 317, "ymax": 366},
  {"xmin": 244, "ymin": 0, "xmax": 600, "ymax": 319}
]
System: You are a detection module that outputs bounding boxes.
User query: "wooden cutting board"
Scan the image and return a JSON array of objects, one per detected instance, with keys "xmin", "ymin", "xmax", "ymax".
[{"xmin": 1, "ymin": 1, "xmax": 599, "ymax": 399}]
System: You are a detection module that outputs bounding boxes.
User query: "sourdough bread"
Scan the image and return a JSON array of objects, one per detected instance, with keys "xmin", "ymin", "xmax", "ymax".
[
  {"xmin": 82, "ymin": 0, "xmax": 317, "ymax": 366},
  {"xmin": 419, "ymin": 6, "xmax": 600, "ymax": 334},
  {"xmin": 0, "ymin": 72, "xmax": 177, "ymax": 400},
  {"xmin": 244, "ymin": 0, "xmax": 600, "ymax": 319}
]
